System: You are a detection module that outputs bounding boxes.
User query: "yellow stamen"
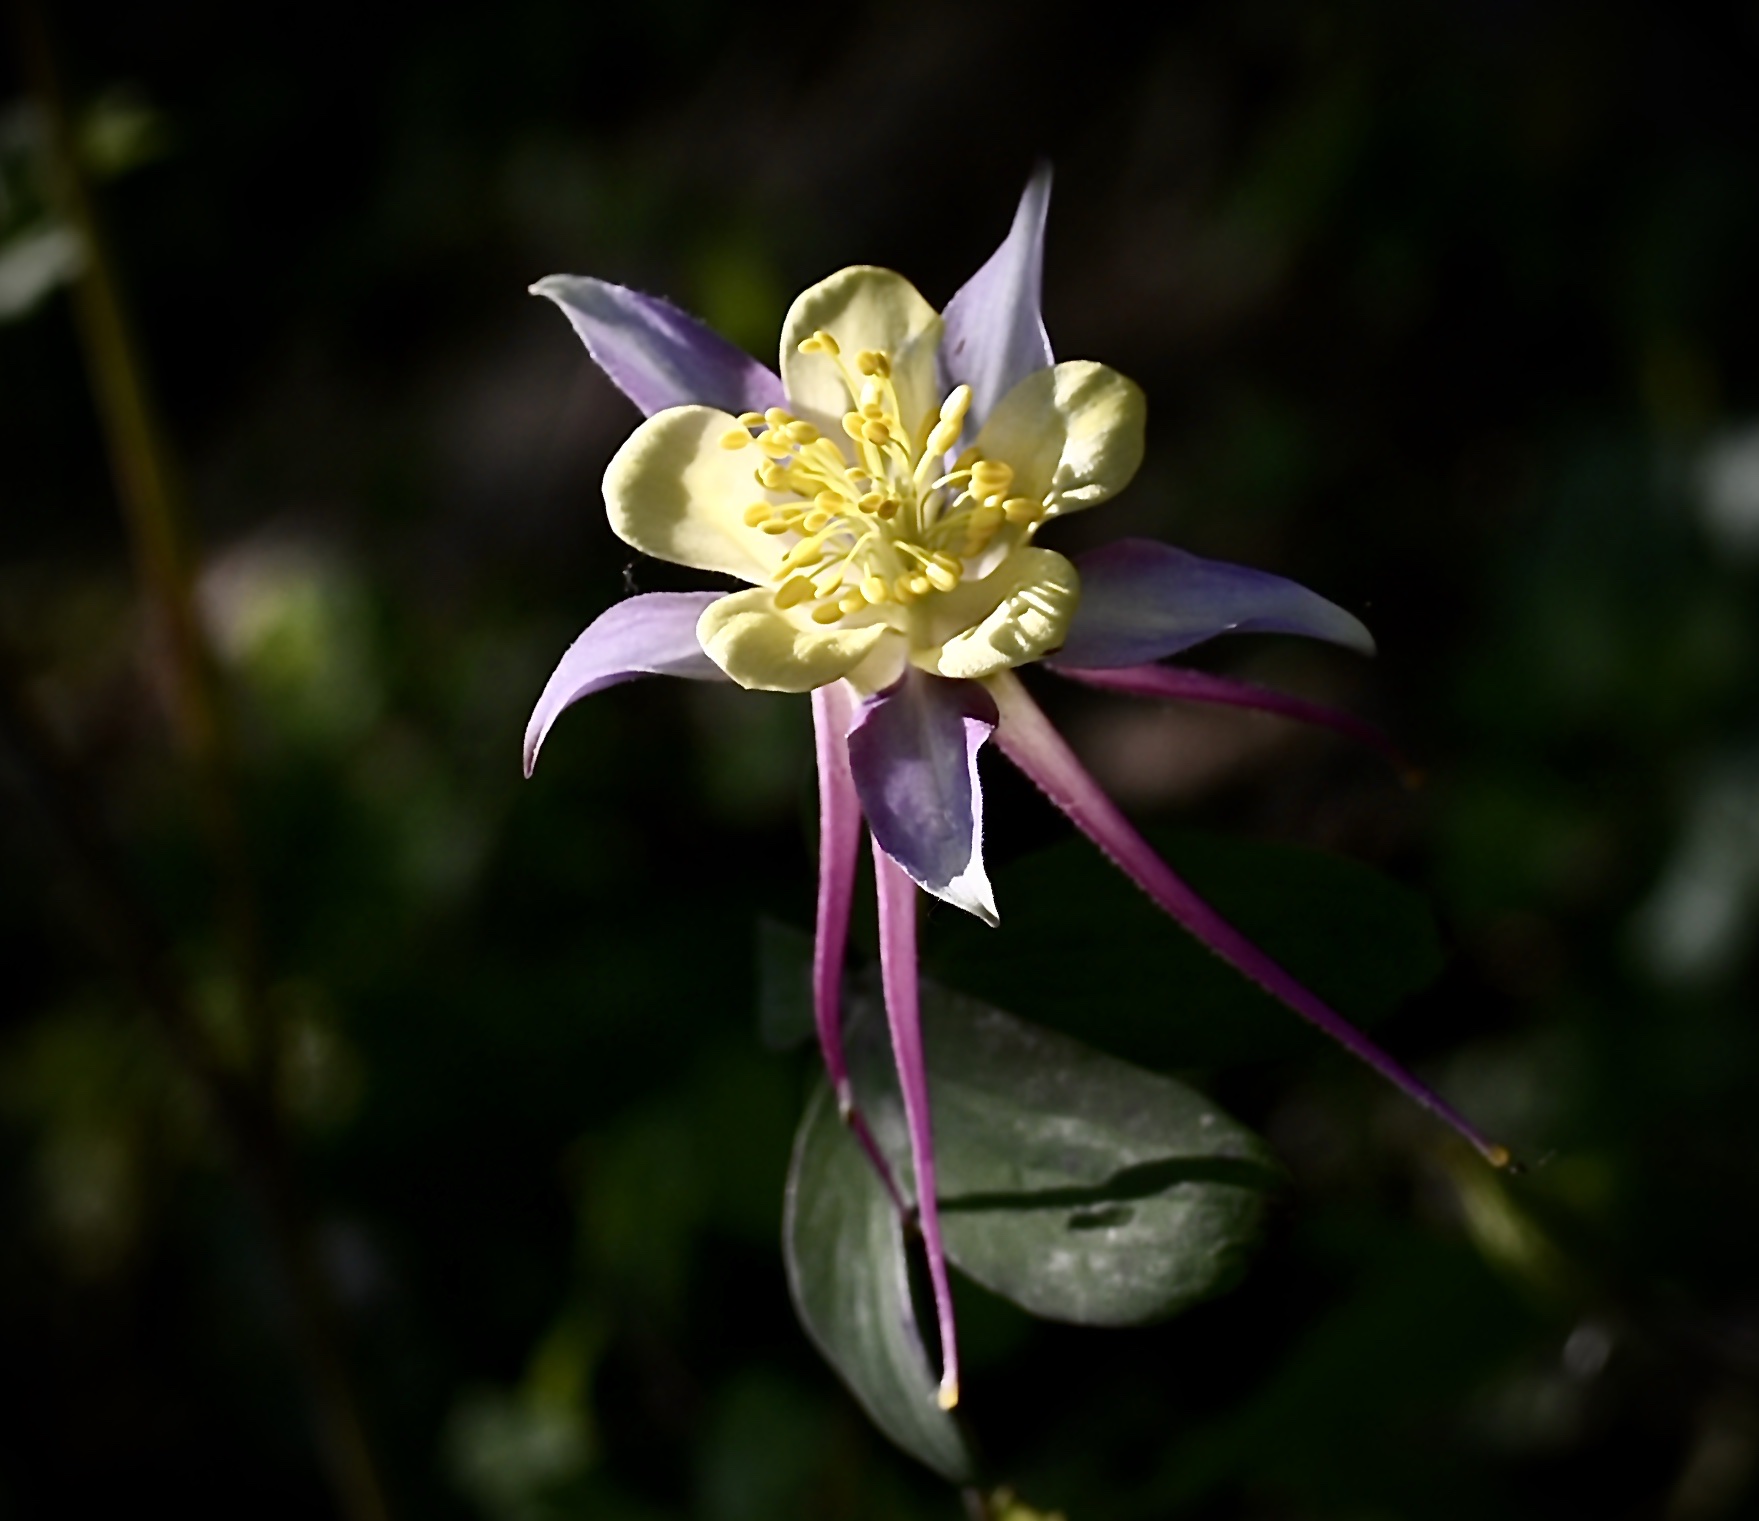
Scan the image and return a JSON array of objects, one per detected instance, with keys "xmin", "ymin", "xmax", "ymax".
[
  {"xmin": 764, "ymin": 407, "xmax": 792, "ymax": 429},
  {"xmin": 742, "ymin": 503, "xmax": 773, "ymax": 527},
  {"xmin": 798, "ymin": 328, "xmax": 840, "ymax": 357},
  {"xmin": 736, "ymin": 411, "xmax": 766, "ymax": 428},
  {"xmin": 785, "ymin": 420, "xmax": 820, "ymax": 444},
  {"xmin": 1003, "ymin": 496, "xmax": 1039, "ymax": 524},
  {"xmin": 861, "ymin": 420, "xmax": 891, "ymax": 445},
  {"xmin": 838, "ymin": 588, "xmax": 868, "ymax": 615},
  {"xmin": 861, "ymin": 574, "xmax": 890, "ymax": 604},
  {"xmin": 774, "ymin": 576, "xmax": 814, "ymax": 609},
  {"xmin": 810, "ymin": 601, "xmax": 844, "ymax": 624},
  {"xmin": 720, "ymin": 428, "xmax": 752, "ymax": 450}
]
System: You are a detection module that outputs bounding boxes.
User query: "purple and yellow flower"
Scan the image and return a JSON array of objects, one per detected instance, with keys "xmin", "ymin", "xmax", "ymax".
[{"xmin": 523, "ymin": 170, "xmax": 1506, "ymax": 1413}]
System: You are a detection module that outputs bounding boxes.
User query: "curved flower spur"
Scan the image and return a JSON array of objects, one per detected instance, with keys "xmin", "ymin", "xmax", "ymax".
[{"xmin": 523, "ymin": 169, "xmax": 1509, "ymax": 1414}]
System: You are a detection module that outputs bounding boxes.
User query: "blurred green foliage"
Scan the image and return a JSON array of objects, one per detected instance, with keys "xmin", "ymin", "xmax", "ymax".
[{"xmin": 5, "ymin": 2, "xmax": 1759, "ymax": 1518}]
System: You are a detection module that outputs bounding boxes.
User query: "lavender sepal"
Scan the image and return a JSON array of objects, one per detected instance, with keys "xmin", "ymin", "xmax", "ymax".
[
  {"xmin": 1052, "ymin": 538, "xmax": 1376, "ymax": 669},
  {"xmin": 531, "ymin": 275, "xmax": 786, "ymax": 418},
  {"xmin": 847, "ymin": 671, "xmax": 1000, "ymax": 927},
  {"xmin": 939, "ymin": 164, "xmax": 1055, "ymax": 437},
  {"xmin": 523, "ymin": 591, "xmax": 726, "ymax": 777}
]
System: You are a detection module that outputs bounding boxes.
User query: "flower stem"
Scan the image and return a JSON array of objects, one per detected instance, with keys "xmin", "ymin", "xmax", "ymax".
[
  {"xmin": 872, "ymin": 838, "xmax": 962, "ymax": 1410},
  {"xmin": 989, "ymin": 670, "xmax": 1510, "ymax": 1169},
  {"xmin": 0, "ymin": 648, "xmax": 394, "ymax": 1521},
  {"xmin": 15, "ymin": 0, "xmax": 271, "ymax": 1088},
  {"xmin": 811, "ymin": 683, "xmax": 908, "ymax": 1214}
]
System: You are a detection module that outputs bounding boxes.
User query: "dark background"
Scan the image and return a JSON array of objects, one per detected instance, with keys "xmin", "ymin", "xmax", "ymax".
[{"xmin": 4, "ymin": 1, "xmax": 1759, "ymax": 1516}]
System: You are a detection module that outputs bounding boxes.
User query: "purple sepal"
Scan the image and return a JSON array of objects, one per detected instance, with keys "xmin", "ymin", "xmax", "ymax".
[
  {"xmin": 939, "ymin": 165, "xmax": 1055, "ymax": 436},
  {"xmin": 531, "ymin": 275, "xmax": 786, "ymax": 418},
  {"xmin": 1052, "ymin": 538, "xmax": 1376, "ymax": 669},
  {"xmin": 846, "ymin": 671, "xmax": 1000, "ymax": 926},
  {"xmin": 524, "ymin": 592, "xmax": 727, "ymax": 777}
]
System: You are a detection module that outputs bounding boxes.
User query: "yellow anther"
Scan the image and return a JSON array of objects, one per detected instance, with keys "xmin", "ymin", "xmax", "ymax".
[
  {"xmin": 760, "ymin": 517, "xmax": 795, "ymax": 535},
  {"xmin": 893, "ymin": 574, "xmax": 918, "ymax": 603},
  {"xmin": 842, "ymin": 412, "xmax": 867, "ymax": 441},
  {"xmin": 970, "ymin": 503, "xmax": 1005, "ymax": 532},
  {"xmin": 971, "ymin": 459, "xmax": 1014, "ymax": 493},
  {"xmin": 924, "ymin": 561, "xmax": 960, "ymax": 592},
  {"xmin": 810, "ymin": 601, "xmax": 844, "ymax": 624},
  {"xmin": 861, "ymin": 574, "xmax": 890, "ymax": 604},
  {"xmin": 785, "ymin": 420, "xmax": 820, "ymax": 444},
  {"xmin": 908, "ymin": 574, "xmax": 932, "ymax": 598},
  {"xmin": 814, "ymin": 490, "xmax": 843, "ymax": 513},
  {"xmin": 838, "ymin": 588, "xmax": 868, "ymax": 615},
  {"xmin": 812, "ymin": 567, "xmax": 846, "ymax": 598},
  {"xmin": 930, "ymin": 551, "xmax": 962, "ymax": 574},
  {"xmin": 764, "ymin": 407, "xmax": 791, "ymax": 429},
  {"xmin": 775, "ymin": 576, "xmax": 814, "ymax": 609},
  {"xmin": 859, "ymin": 398, "xmax": 887, "ymax": 420},
  {"xmin": 939, "ymin": 384, "xmax": 972, "ymax": 425},
  {"xmin": 876, "ymin": 498, "xmax": 900, "ymax": 519},
  {"xmin": 855, "ymin": 349, "xmax": 891, "ymax": 377},
  {"xmin": 924, "ymin": 419, "xmax": 962, "ymax": 459},
  {"xmin": 758, "ymin": 462, "xmax": 788, "ymax": 489},
  {"xmin": 758, "ymin": 430, "xmax": 793, "ymax": 458},
  {"xmin": 742, "ymin": 502, "xmax": 773, "ymax": 527},
  {"xmin": 720, "ymin": 428, "xmax": 752, "ymax": 450},
  {"xmin": 858, "ymin": 491, "xmax": 886, "ymax": 513},
  {"xmin": 737, "ymin": 411, "xmax": 767, "ymax": 428},
  {"xmin": 803, "ymin": 510, "xmax": 832, "ymax": 532},
  {"xmin": 1003, "ymin": 496, "xmax": 1039, "ymax": 524},
  {"xmin": 861, "ymin": 420, "xmax": 891, "ymax": 445}
]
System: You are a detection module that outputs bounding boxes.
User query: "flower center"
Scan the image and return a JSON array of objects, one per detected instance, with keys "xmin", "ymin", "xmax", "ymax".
[{"xmin": 717, "ymin": 330, "xmax": 1048, "ymax": 627}]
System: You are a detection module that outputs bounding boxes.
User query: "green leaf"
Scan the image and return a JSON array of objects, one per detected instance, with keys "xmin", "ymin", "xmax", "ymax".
[
  {"xmin": 845, "ymin": 975, "xmax": 1282, "ymax": 1326},
  {"xmin": 782, "ymin": 1078, "xmax": 978, "ymax": 1484},
  {"xmin": 925, "ymin": 827, "xmax": 1445, "ymax": 1068}
]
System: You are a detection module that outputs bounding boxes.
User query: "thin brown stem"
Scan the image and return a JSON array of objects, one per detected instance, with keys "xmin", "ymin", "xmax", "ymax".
[
  {"xmin": 7, "ymin": 5, "xmax": 393, "ymax": 1514},
  {"xmin": 0, "ymin": 652, "xmax": 392, "ymax": 1521},
  {"xmin": 13, "ymin": 0, "xmax": 271, "ymax": 1091}
]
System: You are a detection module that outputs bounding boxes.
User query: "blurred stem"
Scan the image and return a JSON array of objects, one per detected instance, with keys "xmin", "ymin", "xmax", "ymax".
[
  {"xmin": 13, "ymin": 0, "xmax": 270, "ymax": 1089},
  {"xmin": 9, "ymin": 9, "xmax": 392, "ymax": 1519},
  {"xmin": 0, "ymin": 651, "xmax": 393, "ymax": 1521}
]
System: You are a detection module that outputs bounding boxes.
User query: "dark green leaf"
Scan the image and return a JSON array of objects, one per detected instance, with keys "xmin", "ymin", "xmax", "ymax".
[
  {"xmin": 925, "ymin": 827, "xmax": 1445, "ymax": 1068},
  {"xmin": 847, "ymin": 976, "xmax": 1282, "ymax": 1327},
  {"xmin": 782, "ymin": 1078, "xmax": 978, "ymax": 1483}
]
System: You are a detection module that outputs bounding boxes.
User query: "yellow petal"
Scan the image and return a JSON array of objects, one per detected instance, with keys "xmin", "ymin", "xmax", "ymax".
[
  {"xmin": 697, "ymin": 587, "xmax": 894, "ymax": 692},
  {"xmin": 918, "ymin": 547, "xmax": 1081, "ymax": 681},
  {"xmin": 604, "ymin": 405, "xmax": 781, "ymax": 584},
  {"xmin": 972, "ymin": 362, "xmax": 1146, "ymax": 516},
  {"xmin": 780, "ymin": 268, "xmax": 943, "ymax": 441}
]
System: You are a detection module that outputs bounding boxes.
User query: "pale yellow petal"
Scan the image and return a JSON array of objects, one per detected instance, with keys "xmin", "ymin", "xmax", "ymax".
[
  {"xmin": 604, "ymin": 405, "xmax": 782, "ymax": 584},
  {"xmin": 972, "ymin": 361, "xmax": 1146, "ymax": 516},
  {"xmin": 917, "ymin": 547, "xmax": 1081, "ymax": 681},
  {"xmin": 780, "ymin": 267, "xmax": 944, "ymax": 439},
  {"xmin": 697, "ymin": 587, "xmax": 894, "ymax": 692}
]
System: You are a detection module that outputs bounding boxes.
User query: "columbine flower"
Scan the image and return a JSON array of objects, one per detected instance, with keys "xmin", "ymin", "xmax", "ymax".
[{"xmin": 523, "ymin": 169, "xmax": 1506, "ymax": 1413}]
